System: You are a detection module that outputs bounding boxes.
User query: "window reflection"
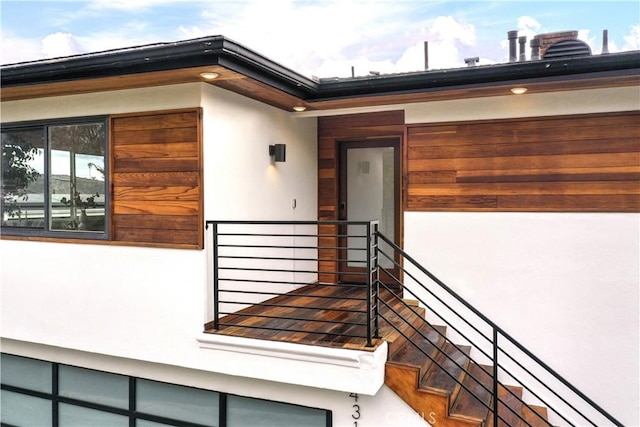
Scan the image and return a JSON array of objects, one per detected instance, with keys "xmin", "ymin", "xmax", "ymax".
[
  {"xmin": 1, "ymin": 129, "xmax": 44, "ymax": 228},
  {"xmin": 48, "ymin": 123, "xmax": 106, "ymax": 232}
]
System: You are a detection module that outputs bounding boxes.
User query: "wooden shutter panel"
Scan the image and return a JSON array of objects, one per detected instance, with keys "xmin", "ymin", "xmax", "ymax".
[{"xmin": 110, "ymin": 108, "xmax": 203, "ymax": 249}]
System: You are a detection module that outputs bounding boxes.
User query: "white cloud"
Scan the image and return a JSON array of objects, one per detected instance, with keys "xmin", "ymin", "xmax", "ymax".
[
  {"xmin": 623, "ymin": 24, "xmax": 640, "ymax": 50},
  {"xmin": 517, "ymin": 16, "xmax": 541, "ymax": 37},
  {"xmin": 182, "ymin": 2, "xmax": 479, "ymax": 77},
  {"xmin": 1, "ymin": 31, "xmax": 42, "ymax": 64},
  {"xmin": 578, "ymin": 29, "xmax": 597, "ymax": 54},
  {"xmin": 41, "ymin": 33, "xmax": 85, "ymax": 58}
]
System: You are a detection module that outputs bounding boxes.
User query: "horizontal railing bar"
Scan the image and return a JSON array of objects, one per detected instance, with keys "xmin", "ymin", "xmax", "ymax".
[
  {"xmin": 219, "ymin": 311, "xmax": 368, "ymax": 327},
  {"xmin": 218, "ymin": 278, "xmax": 366, "ymax": 289},
  {"xmin": 218, "ymin": 244, "xmax": 368, "ymax": 251},
  {"xmin": 219, "ymin": 267, "xmax": 368, "ymax": 276},
  {"xmin": 207, "ymin": 220, "xmax": 378, "ymax": 226},
  {"xmin": 217, "ymin": 233, "xmax": 369, "ymax": 239},
  {"xmin": 219, "ymin": 255, "xmax": 355, "ymax": 263},
  {"xmin": 216, "ymin": 322, "xmax": 370, "ymax": 339},
  {"xmin": 218, "ymin": 301, "xmax": 369, "ymax": 314},
  {"xmin": 219, "ymin": 289, "xmax": 368, "ymax": 301}
]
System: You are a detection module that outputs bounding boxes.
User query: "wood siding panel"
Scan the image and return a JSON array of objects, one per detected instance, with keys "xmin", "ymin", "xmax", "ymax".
[
  {"xmin": 112, "ymin": 128, "xmax": 198, "ymax": 145},
  {"xmin": 406, "ymin": 111, "xmax": 640, "ymax": 212},
  {"xmin": 111, "ymin": 108, "xmax": 203, "ymax": 248},
  {"xmin": 112, "ymin": 172, "xmax": 199, "ymax": 187}
]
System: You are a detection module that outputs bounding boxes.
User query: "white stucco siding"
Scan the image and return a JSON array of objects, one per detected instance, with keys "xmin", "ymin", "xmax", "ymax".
[
  {"xmin": 399, "ymin": 86, "xmax": 640, "ymax": 426},
  {"xmin": 0, "ymin": 83, "xmax": 202, "ymax": 122},
  {"xmin": 1, "ymin": 84, "xmax": 334, "ymax": 395},
  {"xmin": 200, "ymin": 83, "xmax": 317, "ymax": 222},
  {"xmin": 403, "ymin": 212, "xmax": 639, "ymax": 426},
  {"xmin": 404, "ymin": 86, "xmax": 640, "ymax": 124}
]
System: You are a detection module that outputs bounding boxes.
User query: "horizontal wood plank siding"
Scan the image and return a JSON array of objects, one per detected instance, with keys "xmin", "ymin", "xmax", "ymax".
[
  {"xmin": 407, "ymin": 111, "xmax": 640, "ymax": 212},
  {"xmin": 110, "ymin": 109, "xmax": 203, "ymax": 248}
]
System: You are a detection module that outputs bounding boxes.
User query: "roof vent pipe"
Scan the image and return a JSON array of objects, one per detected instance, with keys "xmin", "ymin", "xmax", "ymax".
[
  {"xmin": 508, "ymin": 30, "xmax": 518, "ymax": 62},
  {"xmin": 602, "ymin": 29, "xmax": 609, "ymax": 54},
  {"xmin": 464, "ymin": 57, "xmax": 479, "ymax": 67},
  {"xmin": 519, "ymin": 36, "xmax": 527, "ymax": 61},
  {"xmin": 424, "ymin": 41, "xmax": 429, "ymax": 70},
  {"xmin": 530, "ymin": 38, "xmax": 541, "ymax": 60}
]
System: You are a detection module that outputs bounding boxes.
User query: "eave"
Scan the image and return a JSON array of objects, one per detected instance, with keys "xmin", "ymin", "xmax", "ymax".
[{"xmin": 2, "ymin": 35, "xmax": 639, "ymax": 112}]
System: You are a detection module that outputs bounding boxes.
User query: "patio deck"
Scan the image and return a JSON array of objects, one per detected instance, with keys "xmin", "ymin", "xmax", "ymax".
[{"xmin": 203, "ymin": 283, "xmax": 416, "ymax": 351}]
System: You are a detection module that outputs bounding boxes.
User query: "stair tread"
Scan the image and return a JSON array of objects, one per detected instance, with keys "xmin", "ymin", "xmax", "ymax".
[
  {"xmin": 450, "ymin": 362, "xmax": 493, "ymax": 422},
  {"xmin": 379, "ymin": 302, "xmax": 427, "ymax": 353},
  {"xmin": 485, "ymin": 384, "xmax": 527, "ymax": 427},
  {"xmin": 521, "ymin": 404, "xmax": 551, "ymax": 427},
  {"xmin": 390, "ymin": 323, "xmax": 446, "ymax": 367},
  {"xmin": 498, "ymin": 385, "xmax": 525, "ymax": 427},
  {"xmin": 421, "ymin": 342, "xmax": 471, "ymax": 394}
]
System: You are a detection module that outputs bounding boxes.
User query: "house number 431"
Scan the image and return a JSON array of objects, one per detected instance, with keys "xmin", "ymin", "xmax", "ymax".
[{"xmin": 350, "ymin": 393, "xmax": 361, "ymax": 426}]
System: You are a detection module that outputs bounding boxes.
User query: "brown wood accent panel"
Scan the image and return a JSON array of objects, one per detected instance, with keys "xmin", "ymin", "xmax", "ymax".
[
  {"xmin": 406, "ymin": 111, "xmax": 640, "ymax": 212},
  {"xmin": 110, "ymin": 108, "xmax": 203, "ymax": 248},
  {"xmin": 113, "ymin": 171, "xmax": 199, "ymax": 186}
]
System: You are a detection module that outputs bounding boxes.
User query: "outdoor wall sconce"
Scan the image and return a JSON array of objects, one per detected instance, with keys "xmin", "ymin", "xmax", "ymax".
[{"xmin": 269, "ymin": 144, "xmax": 286, "ymax": 162}]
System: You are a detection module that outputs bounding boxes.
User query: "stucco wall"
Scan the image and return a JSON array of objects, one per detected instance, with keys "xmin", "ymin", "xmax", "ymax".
[
  {"xmin": 1, "ymin": 84, "xmax": 351, "ymax": 414},
  {"xmin": 400, "ymin": 87, "xmax": 640, "ymax": 426}
]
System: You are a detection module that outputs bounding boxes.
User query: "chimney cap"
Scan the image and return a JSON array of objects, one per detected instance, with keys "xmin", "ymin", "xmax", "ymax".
[{"xmin": 464, "ymin": 57, "xmax": 480, "ymax": 66}]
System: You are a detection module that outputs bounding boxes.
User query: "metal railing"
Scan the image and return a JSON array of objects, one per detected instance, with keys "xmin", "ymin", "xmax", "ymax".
[
  {"xmin": 206, "ymin": 220, "xmax": 379, "ymax": 346},
  {"xmin": 375, "ymin": 232, "xmax": 624, "ymax": 427},
  {"xmin": 206, "ymin": 220, "xmax": 624, "ymax": 427}
]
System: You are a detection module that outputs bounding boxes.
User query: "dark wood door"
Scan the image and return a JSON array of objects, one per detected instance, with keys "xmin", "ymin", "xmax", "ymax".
[{"xmin": 338, "ymin": 139, "xmax": 401, "ymax": 285}]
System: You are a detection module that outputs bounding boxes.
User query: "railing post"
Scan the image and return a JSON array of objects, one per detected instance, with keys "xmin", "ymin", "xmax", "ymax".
[
  {"xmin": 365, "ymin": 221, "xmax": 373, "ymax": 347},
  {"xmin": 493, "ymin": 327, "xmax": 499, "ymax": 427},
  {"xmin": 373, "ymin": 221, "xmax": 380, "ymax": 339},
  {"xmin": 212, "ymin": 222, "xmax": 220, "ymax": 330}
]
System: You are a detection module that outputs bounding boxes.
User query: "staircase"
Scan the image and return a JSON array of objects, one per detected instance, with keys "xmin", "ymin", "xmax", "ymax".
[
  {"xmin": 207, "ymin": 220, "xmax": 624, "ymax": 427},
  {"xmin": 381, "ymin": 301, "xmax": 552, "ymax": 426}
]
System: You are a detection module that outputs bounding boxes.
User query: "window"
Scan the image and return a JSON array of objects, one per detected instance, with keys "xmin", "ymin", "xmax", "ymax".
[
  {"xmin": 0, "ymin": 354, "xmax": 332, "ymax": 427},
  {"xmin": 1, "ymin": 117, "xmax": 108, "ymax": 239}
]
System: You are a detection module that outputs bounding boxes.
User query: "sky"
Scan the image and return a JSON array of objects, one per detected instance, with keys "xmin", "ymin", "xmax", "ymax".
[{"xmin": 1, "ymin": 0, "xmax": 639, "ymax": 78}]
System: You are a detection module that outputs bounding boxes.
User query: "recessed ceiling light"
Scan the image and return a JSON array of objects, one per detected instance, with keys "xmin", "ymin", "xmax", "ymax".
[
  {"xmin": 510, "ymin": 87, "xmax": 528, "ymax": 95},
  {"xmin": 293, "ymin": 106, "xmax": 307, "ymax": 112},
  {"xmin": 199, "ymin": 72, "xmax": 219, "ymax": 80}
]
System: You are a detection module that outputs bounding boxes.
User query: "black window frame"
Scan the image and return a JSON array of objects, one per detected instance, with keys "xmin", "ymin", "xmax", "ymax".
[
  {"xmin": 0, "ymin": 353, "xmax": 333, "ymax": 427},
  {"xmin": 1, "ymin": 116, "xmax": 110, "ymax": 240}
]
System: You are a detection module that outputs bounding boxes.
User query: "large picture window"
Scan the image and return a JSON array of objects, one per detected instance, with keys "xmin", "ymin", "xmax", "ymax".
[
  {"xmin": 1, "ymin": 118, "xmax": 108, "ymax": 238},
  {"xmin": 0, "ymin": 354, "xmax": 332, "ymax": 427}
]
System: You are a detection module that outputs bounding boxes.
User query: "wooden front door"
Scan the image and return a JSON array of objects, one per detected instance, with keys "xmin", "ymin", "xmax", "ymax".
[{"xmin": 338, "ymin": 138, "xmax": 401, "ymax": 284}]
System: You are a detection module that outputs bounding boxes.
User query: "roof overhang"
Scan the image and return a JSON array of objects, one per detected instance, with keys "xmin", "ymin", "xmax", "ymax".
[{"xmin": 2, "ymin": 35, "xmax": 639, "ymax": 112}]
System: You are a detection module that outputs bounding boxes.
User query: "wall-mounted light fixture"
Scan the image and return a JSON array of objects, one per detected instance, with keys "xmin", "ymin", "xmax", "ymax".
[{"xmin": 269, "ymin": 144, "xmax": 286, "ymax": 162}]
